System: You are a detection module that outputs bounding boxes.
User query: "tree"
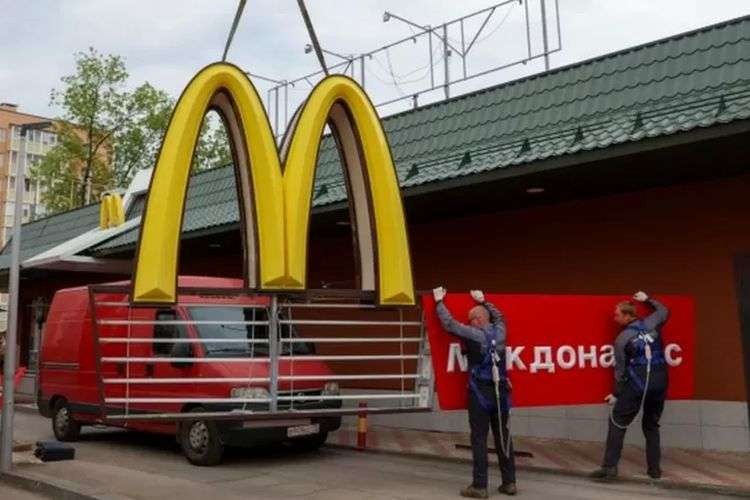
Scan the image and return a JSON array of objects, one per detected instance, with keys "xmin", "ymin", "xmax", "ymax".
[
  {"xmin": 194, "ymin": 111, "xmax": 233, "ymax": 172},
  {"xmin": 34, "ymin": 48, "xmax": 234, "ymax": 215},
  {"xmin": 33, "ymin": 48, "xmax": 173, "ymax": 212}
]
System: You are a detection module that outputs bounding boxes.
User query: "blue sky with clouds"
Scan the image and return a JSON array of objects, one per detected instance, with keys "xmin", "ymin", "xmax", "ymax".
[{"xmin": 1, "ymin": 0, "xmax": 749, "ymax": 123}]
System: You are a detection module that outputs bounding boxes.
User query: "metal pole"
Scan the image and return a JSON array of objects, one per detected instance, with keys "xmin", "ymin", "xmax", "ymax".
[
  {"xmin": 540, "ymin": 0, "xmax": 550, "ymax": 70},
  {"xmin": 1, "ymin": 127, "xmax": 29, "ymax": 471},
  {"xmin": 460, "ymin": 19, "xmax": 467, "ymax": 78},
  {"xmin": 268, "ymin": 295, "xmax": 279, "ymax": 412},
  {"xmin": 284, "ymin": 82, "xmax": 289, "ymax": 130},
  {"xmin": 554, "ymin": 0, "xmax": 562, "ymax": 50},
  {"xmin": 360, "ymin": 55, "xmax": 366, "ymax": 88},
  {"xmin": 443, "ymin": 24, "xmax": 450, "ymax": 99},
  {"xmin": 274, "ymin": 87, "xmax": 279, "ymax": 138},
  {"xmin": 524, "ymin": 0, "xmax": 532, "ymax": 60},
  {"xmin": 428, "ymin": 26, "xmax": 435, "ymax": 88}
]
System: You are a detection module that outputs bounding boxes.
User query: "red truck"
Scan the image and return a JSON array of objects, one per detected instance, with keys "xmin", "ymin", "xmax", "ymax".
[{"xmin": 38, "ymin": 276, "xmax": 343, "ymax": 465}]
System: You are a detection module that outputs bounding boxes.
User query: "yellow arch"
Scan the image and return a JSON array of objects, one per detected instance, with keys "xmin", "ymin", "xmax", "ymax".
[
  {"xmin": 132, "ymin": 63, "xmax": 286, "ymax": 303},
  {"xmin": 282, "ymin": 76, "xmax": 414, "ymax": 305},
  {"xmin": 132, "ymin": 63, "xmax": 414, "ymax": 306}
]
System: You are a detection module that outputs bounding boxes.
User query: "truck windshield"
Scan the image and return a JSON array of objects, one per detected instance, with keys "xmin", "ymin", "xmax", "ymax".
[{"xmin": 188, "ymin": 306, "xmax": 313, "ymax": 357}]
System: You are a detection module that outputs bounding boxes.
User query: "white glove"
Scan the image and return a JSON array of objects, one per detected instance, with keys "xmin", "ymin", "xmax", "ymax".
[
  {"xmin": 432, "ymin": 286, "xmax": 447, "ymax": 302},
  {"xmin": 604, "ymin": 393, "xmax": 617, "ymax": 406},
  {"xmin": 469, "ymin": 290, "xmax": 485, "ymax": 303},
  {"xmin": 633, "ymin": 291, "xmax": 649, "ymax": 302}
]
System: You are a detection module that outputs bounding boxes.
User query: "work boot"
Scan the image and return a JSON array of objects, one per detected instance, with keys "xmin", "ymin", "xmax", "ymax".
[
  {"xmin": 459, "ymin": 485, "xmax": 488, "ymax": 498},
  {"xmin": 647, "ymin": 468, "xmax": 662, "ymax": 479},
  {"xmin": 498, "ymin": 482, "xmax": 517, "ymax": 495},
  {"xmin": 589, "ymin": 466, "xmax": 618, "ymax": 480}
]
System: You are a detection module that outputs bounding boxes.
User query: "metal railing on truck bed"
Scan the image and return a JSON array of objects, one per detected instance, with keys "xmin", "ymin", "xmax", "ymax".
[{"xmin": 88, "ymin": 285, "xmax": 434, "ymax": 422}]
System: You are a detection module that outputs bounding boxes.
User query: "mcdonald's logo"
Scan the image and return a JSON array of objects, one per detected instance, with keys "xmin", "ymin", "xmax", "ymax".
[
  {"xmin": 100, "ymin": 192, "xmax": 125, "ymax": 229},
  {"xmin": 132, "ymin": 62, "xmax": 414, "ymax": 306}
]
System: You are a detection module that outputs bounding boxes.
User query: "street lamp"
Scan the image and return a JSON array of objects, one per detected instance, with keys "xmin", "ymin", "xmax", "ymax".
[{"xmin": 0, "ymin": 120, "xmax": 53, "ymax": 472}]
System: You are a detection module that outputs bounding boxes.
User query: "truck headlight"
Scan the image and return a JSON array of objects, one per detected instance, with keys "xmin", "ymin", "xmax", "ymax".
[
  {"xmin": 322, "ymin": 382, "xmax": 340, "ymax": 395},
  {"xmin": 230, "ymin": 387, "xmax": 270, "ymax": 400}
]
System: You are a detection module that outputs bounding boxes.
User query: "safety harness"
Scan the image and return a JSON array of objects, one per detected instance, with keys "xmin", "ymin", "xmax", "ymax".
[
  {"xmin": 609, "ymin": 320, "xmax": 664, "ymax": 430},
  {"xmin": 625, "ymin": 320, "xmax": 665, "ymax": 392},
  {"xmin": 468, "ymin": 329, "xmax": 512, "ymax": 457}
]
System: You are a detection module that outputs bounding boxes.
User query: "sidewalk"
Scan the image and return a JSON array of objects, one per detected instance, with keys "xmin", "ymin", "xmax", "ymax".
[{"xmin": 329, "ymin": 424, "xmax": 750, "ymax": 496}]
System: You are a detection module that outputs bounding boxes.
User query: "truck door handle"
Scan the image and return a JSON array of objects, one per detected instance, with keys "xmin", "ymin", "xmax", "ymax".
[
  {"xmin": 116, "ymin": 363, "xmax": 125, "ymax": 377},
  {"xmin": 145, "ymin": 363, "xmax": 154, "ymax": 377}
]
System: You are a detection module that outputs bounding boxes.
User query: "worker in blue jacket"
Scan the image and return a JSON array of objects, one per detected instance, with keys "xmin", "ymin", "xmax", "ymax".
[
  {"xmin": 433, "ymin": 287, "xmax": 517, "ymax": 497},
  {"xmin": 591, "ymin": 291, "xmax": 670, "ymax": 481}
]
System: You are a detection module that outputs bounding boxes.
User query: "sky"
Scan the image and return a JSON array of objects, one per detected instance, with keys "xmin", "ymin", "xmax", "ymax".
[{"xmin": 1, "ymin": 0, "xmax": 749, "ymax": 128}]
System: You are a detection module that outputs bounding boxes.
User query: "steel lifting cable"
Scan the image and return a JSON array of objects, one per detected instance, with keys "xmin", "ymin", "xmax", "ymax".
[{"xmin": 222, "ymin": 0, "xmax": 247, "ymax": 61}]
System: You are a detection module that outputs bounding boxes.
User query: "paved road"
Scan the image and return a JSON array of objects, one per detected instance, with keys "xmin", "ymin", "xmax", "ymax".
[
  {"xmin": 11, "ymin": 410, "xmax": 733, "ymax": 500},
  {"xmin": 0, "ymin": 483, "xmax": 48, "ymax": 499}
]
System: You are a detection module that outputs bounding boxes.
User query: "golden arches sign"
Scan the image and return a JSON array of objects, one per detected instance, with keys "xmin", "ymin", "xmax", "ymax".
[
  {"xmin": 99, "ymin": 192, "xmax": 125, "ymax": 229},
  {"xmin": 132, "ymin": 62, "xmax": 414, "ymax": 306}
]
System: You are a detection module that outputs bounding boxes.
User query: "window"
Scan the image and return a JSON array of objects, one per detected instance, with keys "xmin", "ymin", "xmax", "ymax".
[
  {"xmin": 153, "ymin": 309, "xmax": 184, "ymax": 355},
  {"xmin": 188, "ymin": 306, "xmax": 313, "ymax": 357},
  {"xmin": 9, "ymin": 176, "xmax": 14, "ymax": 190},
  {"xmin": 23, "ymin": 207, "xmax": 29, "ymax": 219},
  {"xmin": 24, "ymin": 178, "xmax": 30, "ymax": 192},
  {"xmin": 0, "ymin": 129, "xmax": 6, "ymax": 142}
]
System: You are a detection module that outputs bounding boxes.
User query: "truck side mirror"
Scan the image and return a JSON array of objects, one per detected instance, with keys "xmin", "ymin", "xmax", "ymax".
[{"xmin": 170, "ymin": 342, "xmax": 193, "ymax": 369}]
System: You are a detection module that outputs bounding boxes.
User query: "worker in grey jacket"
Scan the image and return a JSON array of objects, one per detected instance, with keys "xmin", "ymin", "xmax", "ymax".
[
  {"xmin": 433, "ymin": 287, "xmax": 516, "ymax": 498},
  {"xmin": 591, "ymin": 291, "xmax": 670, "ymax": 481}
]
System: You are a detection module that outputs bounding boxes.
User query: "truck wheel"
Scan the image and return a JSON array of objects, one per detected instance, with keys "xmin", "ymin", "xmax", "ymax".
[
  {"xmin": 292, "ymin": 431, "xmax": 328, "ymax": 452},
  {"xmin": 52, "ymin": 400, "xmax": 81, "ymax": 442},
  {"xmin": 179, "ymin": 407, "xmax": 224, "ymax": 466}
]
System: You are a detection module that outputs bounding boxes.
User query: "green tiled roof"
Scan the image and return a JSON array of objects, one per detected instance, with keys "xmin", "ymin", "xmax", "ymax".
[
  {"xmin": 9, "ymin": 15, "xmax": 750, "ymax": 261},
  {"xmin": 0, "ymin": 202, "xmax": 101, "ymax": 270}
]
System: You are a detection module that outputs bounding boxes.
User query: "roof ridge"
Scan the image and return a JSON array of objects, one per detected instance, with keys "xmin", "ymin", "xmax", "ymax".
[
  {"xmin": 387, "ymin": 85, "xmax": 750, "ymax": 166},
  {"xmin": 377, "ymin": 14, "xmax": 750, "ymax": 122},
  {"xmin": 381, "ymin": 37, "xmax": 750, "ymax": 136},
  {"xmin": 380, "ymin": 68, "xmax": 750, "ymax": 153}
]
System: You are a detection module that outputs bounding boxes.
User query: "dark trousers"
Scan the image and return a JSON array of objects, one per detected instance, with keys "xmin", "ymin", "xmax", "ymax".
[
  {"xmin": 468, "ymin": 383, "xmax": 516, "ymax": 488},
  {"xmin": 603, "ymin": 378, "xmax": 666, "ymax": 472}
]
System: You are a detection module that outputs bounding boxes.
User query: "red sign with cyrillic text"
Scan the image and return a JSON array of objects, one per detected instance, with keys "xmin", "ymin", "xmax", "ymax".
[{"xmin": 422, "ymin": 294, "xmax": 695, "ymax": 409}]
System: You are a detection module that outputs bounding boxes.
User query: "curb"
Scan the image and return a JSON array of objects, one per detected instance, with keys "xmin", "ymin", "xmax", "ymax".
[
  {"xmin": 15, "ymin": 404, "xmax": 39, "ymax": 416},
  {"xmin": 0, "ymin": 470, "xmax": 100, "ymax": 500},
  {"xmin": 326, "ymin": 443, "xmax": 750, "ymax": 498}
]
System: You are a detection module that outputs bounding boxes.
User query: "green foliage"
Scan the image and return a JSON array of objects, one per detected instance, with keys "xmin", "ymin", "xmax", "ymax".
[{"xmin": 32, "ymin": 48, "xmax": 233, "ymax": 216}]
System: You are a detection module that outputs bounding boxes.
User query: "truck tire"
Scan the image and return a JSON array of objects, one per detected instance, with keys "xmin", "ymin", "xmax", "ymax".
[
  {"xmin": 179, "ymin": 407, "xmax": 224, "ymax": 466},
  {"xmin": 52, "ymin": 400, "xmax": 81, "ymax": 442}
]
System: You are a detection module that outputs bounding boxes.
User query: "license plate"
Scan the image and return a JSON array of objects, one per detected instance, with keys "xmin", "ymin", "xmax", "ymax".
[{"xmin": 287, "ymin": 424, "xmax": 319, "ymax": 438}]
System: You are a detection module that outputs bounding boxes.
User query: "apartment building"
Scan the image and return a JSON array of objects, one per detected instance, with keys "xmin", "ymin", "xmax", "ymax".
[
  {"xmin": 0, "ymin": 103, "xmax": 56, "ymax": 242},
  {"xmin": 0, "ymin": 102, "xmax": 58, "ymax": 329}
]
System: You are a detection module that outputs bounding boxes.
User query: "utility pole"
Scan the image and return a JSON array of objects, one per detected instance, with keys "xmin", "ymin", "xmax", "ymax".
[{"xmin": 1, "ymin": 121, "xmax": 51, "ymax": 472}]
